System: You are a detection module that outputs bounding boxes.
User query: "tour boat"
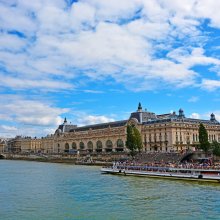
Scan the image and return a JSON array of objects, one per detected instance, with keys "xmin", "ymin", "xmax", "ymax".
[{"xmin": 101, "ymin": 165, "xmax": 220, "ymax": 183}]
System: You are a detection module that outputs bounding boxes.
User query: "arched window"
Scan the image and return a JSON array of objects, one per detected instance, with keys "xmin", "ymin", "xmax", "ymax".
[
  {"xmin": 87, "ymin": 141, "xmax": 93, "ymax": 152},
  {"xmin": 57, "ymin": 144, "xmax": 60, "ymax": 153},
  {"xmin": 116, "ymin": 139, "xmax": 124, "ymax": 152},
  {"xmin": 106, "ymin": 140, "xmax": 113, "ymax": 152},
  {"xmin": 72, "ymin": 142, "xmax": 77, "ymax": 149},
  {"xmin": 96, "ymin": 141, "xmax": 102, "ymax": 152},
  {"xmin": 79, "ymin": 142, "xmax": 85, "ymax": 150},
  {"xmin": 117, "ymin": 139, "xmax": 124, "ymax": 148},
  {"xmin": 64, "ymin": 143, "xmax": 69, "ymax": 153}
]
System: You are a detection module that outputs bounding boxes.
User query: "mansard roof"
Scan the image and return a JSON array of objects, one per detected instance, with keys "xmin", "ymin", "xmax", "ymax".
[
  {"xmin": 57, "ymin": 124, "xmax": 77, "ymax": 133},
  {"xmin": 143, "ymin": 117, "xmax": 220, "ymax": 125},
  {"xmin": 129, "ymin": 104, "xmax": 219, "ymax": 125},
  {"xmin": 56, "ymin": 105, "xmax": 219, "ymax": 134},
  {"xmin": 70, "ymin": 120, "xmax": 127, "ymax": 132}
]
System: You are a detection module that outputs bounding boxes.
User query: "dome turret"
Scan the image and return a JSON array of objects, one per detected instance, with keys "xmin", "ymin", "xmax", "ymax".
[
  {"xmin": 178, "ymin": 108, "xmax": 185, "ymax": 118},
  {"xmin": 137, "ymin": 102, "xmax": 142, "ymax": 112},
  {"xmin": 210, "ymin": 113, "xmax": 216, "ymax": 121}
]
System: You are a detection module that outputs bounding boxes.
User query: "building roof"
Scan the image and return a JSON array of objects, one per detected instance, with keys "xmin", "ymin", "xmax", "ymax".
[
  {"xmin": 143, "ymin": 117, "xmax": 220, "ymax": 125},
  {"xmin": 69, "ymin": 120, "xmax": 128, "ymax": 132},
  {"xmin": 56, "ymin": 104, "xmax": 219, "ymax": 134}
]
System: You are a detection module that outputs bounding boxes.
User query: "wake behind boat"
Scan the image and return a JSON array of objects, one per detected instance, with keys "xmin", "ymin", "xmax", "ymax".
[{"xmin": 101, "ymin": 164, "xmax": 220, "ymax": 183}]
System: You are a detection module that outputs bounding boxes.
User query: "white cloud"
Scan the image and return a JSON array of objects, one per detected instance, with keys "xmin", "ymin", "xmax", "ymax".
[
  {"xmin": 169, "ymin": 47, "xmax": 220, "ymax": 67},
  {"xmin": 83, "ymin": 0, "xmax": 142, "ymax": 22},
  {"xmin": 200, "ymin": 79, "xmax": 220, "ymax": 91},
  {"xmin": 214, "ymin": 112, "xmax": 220, "ymax": 121},
  {"xmin": 0, "ymin": 125, "xmax": 19, "ymax": 138},
  {"xmin": 0, "ymin": 75, "xmax": 73, "ymax": 91},
  {"xmin": 204, "ymin": 111, "xmax": 220, "ymax": 121},
  {"xmin": 190, "ymin": 113, "xmax": 200, "ymax": 119},
  {"xmin": 2, "ymin": 0, "xmax": 220, "ymax": 140},
  {"xmin": 1, "ymin": 125, "xmax": 18, "ymax": 132},
  {"xmin": 83, "ymin": 90, "xmax": 104, "ymax": 94},
  {"xmin": 0, "ymin": 94, "xmax": 116, "ymax": 137},
  {"xmin": 188, "ymin": 96, "xmax": 199, "ymax": 103},
  {"xmin": 1, "ymin": 0, "xmax": 220, "ymax": 92},
  {"xmin": 0, "ymin": 95, "xmax": 69, "ymax": 137},
  {"xmin": 70, "ymin": 2, "xmax": 96, "ymax": 30},
  {"xmin": 75, "ymin": 114, "xmax": 115, "ymax": 126}
]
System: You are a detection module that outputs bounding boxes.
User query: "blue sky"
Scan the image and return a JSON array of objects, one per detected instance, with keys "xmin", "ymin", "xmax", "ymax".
[{"xmin": 0, "ymin": 0, "xmax": 220, "ymax": 137}]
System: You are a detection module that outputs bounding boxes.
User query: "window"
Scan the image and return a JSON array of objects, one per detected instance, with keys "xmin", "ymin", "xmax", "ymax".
[
  {"xmin": 106, "ymin": 140, "xmax": 113, "ymax": 148},
  {"xmin": 116, "ymin": 139, "xmax": 124, "ymax": 148},
  {"xmin": 72, "ymin": 142, "xmax": 77, "ymax": 149},
  {"xmin": 96, "ymin": 141, "xmax": 102, "ymax": 152},
  {"xmin": 79, "ymin": 142, "xmax": 85, "ymax": 150},
  {"xmin": 87, "ymin": 141, "xmax": 93, "ymax": 152}
]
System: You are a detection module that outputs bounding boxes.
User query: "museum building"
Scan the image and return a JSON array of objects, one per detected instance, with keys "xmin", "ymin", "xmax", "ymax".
[{"xmin": 53, "ymin": 103, "xmax": 220, "ymax": 154}]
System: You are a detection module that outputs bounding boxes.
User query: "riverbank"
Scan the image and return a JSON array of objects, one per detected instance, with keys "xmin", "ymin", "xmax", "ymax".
[
  {"xmin": 5, "ymin": 157, "xmax": 112, "ymax": 166},
  {"xmin": 3, "ymin": 153, "xmax": 124, "ymax": 166}
]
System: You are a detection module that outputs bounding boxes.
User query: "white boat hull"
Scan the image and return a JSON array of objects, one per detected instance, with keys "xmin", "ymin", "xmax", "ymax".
[{"xmin": 101, "ymin": 168, "xmax": 220, "ymax": 183}]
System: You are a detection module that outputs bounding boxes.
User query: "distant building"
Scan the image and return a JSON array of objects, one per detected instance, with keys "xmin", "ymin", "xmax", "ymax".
[
  {"xmin": 7, "ymin": 136, "xmax": 42, "ymax": 153},
  {"xmin": 0, "ymin": 139, "xmax": 7, "ymax": 153},
  {"xmin": 6, "ymin": 103, "xmax": 220, "ymax": 154}
]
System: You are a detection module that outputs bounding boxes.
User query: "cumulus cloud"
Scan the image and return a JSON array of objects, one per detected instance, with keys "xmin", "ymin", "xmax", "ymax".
[
  {"xmin": 0, "ymin": 0, "xmax": 220, "ymax": 93},
  {"xmin": 1, "ymin": 0, "xmax": 220, "ymax": 137},
  {"xmin": 200, "ymin": 79, "xmax": 220, "ymax": 91},
  {"xmin": 1, "ymin": 125, "xmax": 18, "ymax": 132},
  {"xmin": 214, "ymin": 112, "xmax": 220, "ymax": 121},
  {"xmin": 0, "ymin": 75, "xmax": 73, "ymax": 91},
  {"xmin": 83, "ymin": 90, "xmax": 104, "ymax": 94},
  {"xmin": 0, "ymin": 95, "xmax": 68, "ymax": 137},
  {"xmin": 0, "ymin": 94, "xmax": 116, "ymax": 137},
  {"xmin": 190, "ymin": 113, "xmax": 200, "ymax": 119},
  {"xmin": 188, "ymin": 96, "xmax": 199, "ymax": 103},
  {"xmin": 75, "ymin": 114, "xmax": 115, "ymax": 126}
]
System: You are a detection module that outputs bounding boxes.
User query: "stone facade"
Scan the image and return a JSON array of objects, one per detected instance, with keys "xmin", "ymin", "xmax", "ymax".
[
  {"xmin": 53, "ymin": 120, "xmax": 127, "ymax": 154},
  {"xmin": 53, "ymin": 104, "xmax": 220, "ymax": 154},
  {"xmin": 6, "ymin": 103, "xmax": 220, "ymax": 154},
  {"xmin": 0, "ymin": 139, "xmax": 7, "ymax": 153},
  {"xmin": 8, "ymin": 136, "xmax": 42, "ymax": 153}
]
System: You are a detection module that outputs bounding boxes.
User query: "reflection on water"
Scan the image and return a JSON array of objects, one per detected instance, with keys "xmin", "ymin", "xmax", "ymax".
[{"xmin": 1, "ymin": 160, "xmax": 220, "ymax": 220}]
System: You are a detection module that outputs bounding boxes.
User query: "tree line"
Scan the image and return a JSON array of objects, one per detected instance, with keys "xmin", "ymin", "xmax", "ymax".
[{"xmin": 199, "ymin": 123, "xmax": 220, "ymax": 156}]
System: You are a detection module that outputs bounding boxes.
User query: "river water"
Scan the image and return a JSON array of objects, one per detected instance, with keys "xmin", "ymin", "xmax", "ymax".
[{"xmin": 1, "ymin": 160, "xmax": 220, "ymax": 220}]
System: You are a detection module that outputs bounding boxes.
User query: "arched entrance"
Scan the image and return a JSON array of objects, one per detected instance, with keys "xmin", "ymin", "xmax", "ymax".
[
  {"xmin": 87, "ymin": 141, "xmax": 93, "ymax": 153},
  {"xmin": 106, "ymin": 140, "xmax": 113, "ymax": 152},
  {"xmin": 64, "ymin": 143, "xmax": 70, "ymax": 153},
  {"xmin": 72, "ymin": 142, "xmax": 77, "ymax": 150},
  {"xmin": 116, "ymin": 139, "xmax": 124, "ymax": 152},
  {"xmin": 96, "ymin": 141, "xmax": 102, "ymax": 153},
  {"xmin": 79, "ymin": 142, "xmax": 85, "ymax": 150}
]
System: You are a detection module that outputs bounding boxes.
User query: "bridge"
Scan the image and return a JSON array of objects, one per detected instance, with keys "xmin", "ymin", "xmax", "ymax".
[{"xmin": 0, "ymin": 154, "xmax": 6, "ymax": 159}]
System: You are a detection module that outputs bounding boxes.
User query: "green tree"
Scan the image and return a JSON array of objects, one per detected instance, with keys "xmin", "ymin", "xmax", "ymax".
[
  {"xmin": 212, "ymin": 140, "xmax": 220, "ymax": 156},
  {"xmin": 133, "ymin": 126, "xmax": 143, "ymax": 152},
  {"xmin": 126, "ymin": 125, "xmax": 143, "ymax": 156},
  {"xmin": 198, "ymin": 123, "xmax": 210, "ymax": 153},
  {"xmin": 126, "ymin": 125, "xmax": 135, "ymax": 156}
]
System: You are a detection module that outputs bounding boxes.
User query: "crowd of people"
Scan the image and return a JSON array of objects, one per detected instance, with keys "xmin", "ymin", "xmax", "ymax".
[{"xmin": 113, "ymin": 159, "xmax": 220, "ymax": 170}]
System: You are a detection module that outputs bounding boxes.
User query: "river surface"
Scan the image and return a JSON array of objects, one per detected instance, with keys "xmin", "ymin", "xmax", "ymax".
[{"xmin": 1, "ymin": 160, "xmax": 220, "ymax": 220}]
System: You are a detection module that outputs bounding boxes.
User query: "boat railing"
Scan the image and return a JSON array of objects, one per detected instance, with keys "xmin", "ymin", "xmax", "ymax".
[{"xmin": 108, "ymin": 164, "xmax": 220, "ymax": 174}]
